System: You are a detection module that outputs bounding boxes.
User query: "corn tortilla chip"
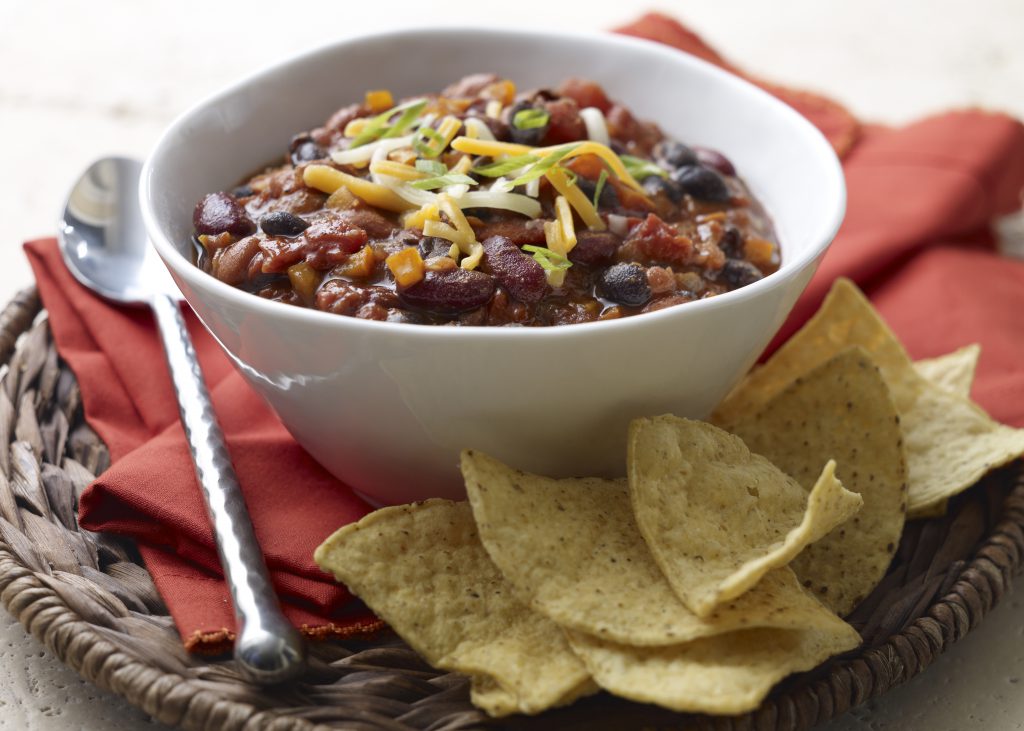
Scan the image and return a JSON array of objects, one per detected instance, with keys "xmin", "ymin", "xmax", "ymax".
[
  {"xmin": 914, "ymin": 344, "xmax": 980, "ymax": 398},
  {"xmin": 712, "ymin": 278, "xmax": 1024, "ymax": 517},
  {"xmin": 462, "ymin": 450, "xmax": 851, "ymax": 646},
  {"xmin": 565, "ymin": 619, "xmax": 860, "ymax": 715},
  {"xmin": 628, "ymin": 416, "xmax": 861, "ymax": 616},
  {"xmin": 730, "ymin": 348, "xmax": 907, "ymax": 615},
  {"xmin": 314, "ymin": 500, "xmax": 590, "ymax": 716}
]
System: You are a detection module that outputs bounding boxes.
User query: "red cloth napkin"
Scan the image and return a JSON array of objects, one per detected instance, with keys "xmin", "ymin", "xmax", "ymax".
[{"xmin": 24, "ymin": 13, "xmax": 1024, "ymax": 654}]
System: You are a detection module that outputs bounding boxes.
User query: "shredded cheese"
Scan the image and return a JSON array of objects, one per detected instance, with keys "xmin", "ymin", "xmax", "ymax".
[
  {"xmin": 451, "ymin": 136, "xmax": 532, "ymax": 158},
  {"xmin": 463, "ymin": 117, "xmax": 496, "ymax": 141},
  {"xmin": 538, "ymin": 141, "xmax": 643, "ymax": 192},
  {"xmin": 343, "ymin": 118, "xmax": 370, "ymax": 137},
  {"xmin": 485, "ymin": 100, "xmax": 503, "ymax": 119},
  {"xmin": 422, "ymin": 193, "xmax": 483, "ymax": 270},
  {"xmin": 580, "ymin": 107, "xmax": 610, "ymax": 147},
  {"xmin": 456, "ymin": 190, "xmax": 542, "ymax": 218},
  {"xmin": 542, "ymin": 221, "xmax": 568, "ymax": 287},
  {"xmin": 369, "ymin": 160, "xmax": 428, "ymax": 182},
  {"xmin": 331, "ymin": 135, "xmax": 415, "ymax": 166},
  {"xmin": 451, "ymin": 155, "xmax": 473, "ymax": 174},
  {"xmin": 554, "ymin": 195, "xmax": 577, "ymax": 253},
  {"xmin": 402, "ymin": 202, "xmax": 440, "ymax": 230},
  {"xmin": 546, "ymin": 166, "xmax": 605, "ymax": 230},
  {"xmin": 435, "ymin": 116, "xmax": 463, "ymax": 149},
  {"xmin": 303, "ymin": 165, "xmax": 413, "ymax": 212}
]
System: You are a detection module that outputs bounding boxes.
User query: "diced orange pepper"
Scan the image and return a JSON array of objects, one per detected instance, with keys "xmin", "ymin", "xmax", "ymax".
[
  {"xmin": 565, "ymin": 154, "xmax": 607, "ymax": 180},
  {"xmin": 385, "ymin": 247, "xmax": 426, "ymax": 288},
  {"xmin": 337, "ymin": 245, "xmax": 377, "ymax": 279},
  {"xmin": 482, "ymin": 79, "xmax": 516, "ymax": 106},
  {"xmin": 744, "ymin": 237, "xmax": 776, "ymax": 270},
  {"xmin": 287, "ymin": 262, "xmax": 320, "ymax": 301},
  {"xmin": 326, "ymin": 185, "xmax": 358, "ymax": 210},
  {"xmin": 365, "ymin": 89, "xmax": 394, "ymax": 113}
]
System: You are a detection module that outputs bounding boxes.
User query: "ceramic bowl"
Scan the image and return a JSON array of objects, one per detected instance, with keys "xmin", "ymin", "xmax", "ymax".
[{"xmin": 141, "ymin": 27, "xmax": 845, "ymax": 504}]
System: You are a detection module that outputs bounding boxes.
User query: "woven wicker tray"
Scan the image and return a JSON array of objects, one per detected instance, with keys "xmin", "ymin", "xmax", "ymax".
[{"xmin": 0, "ymin": 287, "xmax": 1021, "ymax": 731}]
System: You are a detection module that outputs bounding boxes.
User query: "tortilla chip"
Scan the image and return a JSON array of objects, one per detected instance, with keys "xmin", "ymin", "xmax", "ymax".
[
  {"xmin": 313, "ymin": 500, "xmax": 589, "ymax": 716},
  {"xmin": 565, "ymin": 619, "xmax": 860, "ymax": 715},
  {"xmin": 470, "ymin": 675, "xmax": 598, "ymax": 717},
  {"xmin": 462, "ymin": 450, "xmax": 851, "ymax": 646},
  {"xmin": 730, "ymin": 348, "xmax": 907, "ymax": 615},
  {"xmin": 712, "ymin": 278, "xmax": 1024, "ymax": 518},
  {"xmin": 914, "ymin": 344, "xmax": 980, "ymax": 398},
  {"xmin": 628, "ymin": 416, "xmax": 862, "ymax": 617}
]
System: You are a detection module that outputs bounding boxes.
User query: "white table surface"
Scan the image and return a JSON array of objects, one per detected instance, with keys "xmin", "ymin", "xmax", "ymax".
[{"xmin": 1, "ymin": 1, "xmax": 1022, "ymax": 728}]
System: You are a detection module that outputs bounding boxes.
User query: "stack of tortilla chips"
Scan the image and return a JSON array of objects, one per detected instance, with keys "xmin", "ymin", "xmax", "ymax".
[{"xmin": 314, "ymin": 279, "xmax": 1024, "ymax": 717}]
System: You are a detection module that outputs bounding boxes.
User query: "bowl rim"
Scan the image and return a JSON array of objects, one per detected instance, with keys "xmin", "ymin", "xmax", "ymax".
[{"xmin": 141, "ymin": 25, "xmax": 846, "ymax": 342}]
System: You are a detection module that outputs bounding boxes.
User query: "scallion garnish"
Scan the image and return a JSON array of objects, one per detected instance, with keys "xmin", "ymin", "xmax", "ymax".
[
  {"xmin": 351, "ymin": 99, "xmax": 428, "ymax": 148},
  {"xmin": 559, "ymin": 166, "xmax": 578, "ymax": 187},
  {"xmin": 409, "ymin": 173, "xmax": 479, "ymax": 191},
  {"xmin": 506, "ymin": 144, "xmax": 581, "ymax": 188},
  {"xmin": 592, "ymin": 169, "xmax": 609, "ymax": 209},
  {"xmin": 512, "ymin": 108, "xmax": 551, "ymax": 130},
  {"xmin": 522, "ymin": 244, "xmax": 572, "ymax": 272},
  {"xmin": 620, "ymin": 154, "xmax": 669, "ymax": 180},
  {"xmin": 471, "ymin": 154, "xmax": 540, "ymax": 177},
  {"xmin": 415, "ymin": 159, "xmax": 447, "ymax": 176},
  {"xmin": 413, "ymin": 126, "xmax": 447, "ymax": 158}
]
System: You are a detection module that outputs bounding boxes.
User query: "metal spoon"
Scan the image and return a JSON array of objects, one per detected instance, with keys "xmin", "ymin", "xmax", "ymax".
[{"xmin": 58, "ymin": 156, "xmax": 306, "ymax": 684}]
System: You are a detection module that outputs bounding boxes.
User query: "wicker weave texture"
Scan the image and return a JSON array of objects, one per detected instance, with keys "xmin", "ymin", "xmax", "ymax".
[{"xmin": 0, "ymin": 288, "xmax": 1020, "ymax": 731}]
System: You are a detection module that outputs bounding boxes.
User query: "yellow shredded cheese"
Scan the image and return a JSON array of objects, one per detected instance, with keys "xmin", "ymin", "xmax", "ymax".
[
  {"xmin": 421, "ymin": 193, "xmax": 483, "ymax": 270},
  {"xmin": 435, "ymin": 115, "xmax": 463, "ymax": 151},
  {"xmin": 303, "ymin": 165, "xmax": 413, "ymax": 212},
  {"xmin": 542, "ymin": 221, "xmax": 568, "ymax": 288},
  {"xmin": 538, "ymin": 141, "xmax": 644, "ymax": 192},
  {"xmin": 463, "ymin": 117, "xmax": 496, "ymax": 141},
  {"xmin": 554, "ymin": 195, "xmax": 577, "ymax": 253},
  {"xmin": 369, "ymin": 160, "xmax": 427, "ymax": 182},
  {"xmin": 451, "ymin": 136, "xmax": 532, "ymax": 157},
  {"xmin": 447, "ymin": 243, "xmax": 460, "ymax": 259},
  {"xmin": 451, "ymin": 155, "xmax": 473, "ymax": 174},
  {"xmin": 546, "ymin": 166, "xmax": 606, "ymax": 231},
  {"xmin": 402, "ymin": 202, "xmax": 440, "ymax": 230},
  {"xmin": 343, "ymin": 118, "xmax": 370, "ymax": 137}
]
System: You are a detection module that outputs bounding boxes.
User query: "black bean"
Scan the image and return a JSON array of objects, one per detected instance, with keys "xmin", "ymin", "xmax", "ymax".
[
  {"xmin": 568, "ymin": 231, "xmax": 621, "ymax": 266},
  {"xmin": 399, "ymin": 269, "xmax": 496, "ymax": 315},
  {"xmin": 418, "ymin": 236, "xmax": 454, "ymax": 259},
  {"xmin": 597, "ymin": 263, "xmax": 652, "ymax": 306},
  {"xmin": 260, "ymin": 211, "xmax": 310, "ymax": 237},
  {"xmin": 654, "ymin": 140, "xmax": 698, "ymax": 169},
  {"xmin": 482, "ymin": 236, "xmax": 547, "ymax": 303},
  {"xmin": 507, "ymin": 101, "xmax": 549, "ymax": 146},
  {"xmin": 289, "ymin": 134, "xmax": 326, "ymax": 165},
  {"xmin": 720, "ymin": 259, "xmax": 764, "ymax": 288},
  {"xmin": 720, "ymin": 226, "xmax": 744, "ymax": 258},
  {"xmin": 193, "ymin": 192, "xmax": 256, "ymax": 236},
  {"xmin": 577, "ymin": 177, "xmax": 620, "ymax": 209},
  {"xmin": 231, "ymin": 184, "xmax": 255, "ymax": 198},
  {"xmin": 671, "ymin": 165, "xmax": 731, "ymax": 203},
  {"xmin": 694, "ymin": 146, "xmax": 736, "ymax": 176},
  {"xmin": 642, "ymin": 174, "xmax": 683, "ymax": 203}
]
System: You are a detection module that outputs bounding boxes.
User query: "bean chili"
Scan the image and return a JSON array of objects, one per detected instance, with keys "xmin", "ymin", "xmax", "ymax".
[{"xmin": 192, "ymin": 75, "xmax": 780, "ymax": 326}]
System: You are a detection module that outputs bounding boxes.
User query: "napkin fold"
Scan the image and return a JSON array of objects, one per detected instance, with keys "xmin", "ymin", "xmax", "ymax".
[{"xmin": 25, "ymin": 12, "xmax": 1024, "ymax": 653}]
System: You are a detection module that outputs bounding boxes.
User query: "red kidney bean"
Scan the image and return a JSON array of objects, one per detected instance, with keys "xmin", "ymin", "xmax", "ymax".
[
  {"xmin": 338, "ymin": 208, "xmax": 399, "ymax": 239},
  {"xmin": 694, "ymin": 146, "xmax": 737, "ymax": 176},
  {"xmin": 193, "ymin": 192, "xmax": 256, "ymax": 236},
  {"xmin": 568, "ymin": 230, "xmax": 621, "ymax": 265},
  {"xmin": 482, "ymin": 236, "xmax": 547, "ymax": 303},
  {"xmin": 399, "ymin": 269, "xmax": 496, "ymax": 314}
]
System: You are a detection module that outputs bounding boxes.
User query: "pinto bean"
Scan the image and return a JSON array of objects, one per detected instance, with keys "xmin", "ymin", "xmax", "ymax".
[{"xmin": 212, "ymin": 236, "xmax": 261, "ymax": 285}]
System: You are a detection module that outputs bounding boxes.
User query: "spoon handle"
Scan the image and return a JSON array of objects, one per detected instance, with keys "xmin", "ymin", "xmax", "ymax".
[{"xmin": 150, "ymin": 292, "xmax": 306, "ymax": 684}]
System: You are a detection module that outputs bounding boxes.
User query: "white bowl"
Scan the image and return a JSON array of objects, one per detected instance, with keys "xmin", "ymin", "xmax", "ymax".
[{"xmin": 141, "ymin": 27, "xmax": 845, "ymax": 505}]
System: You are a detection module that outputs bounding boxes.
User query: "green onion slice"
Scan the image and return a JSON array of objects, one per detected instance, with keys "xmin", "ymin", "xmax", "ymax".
[
  {"xmin": 351, "ymin": 98, "xmax": 428, "ymax": 148},
  {"xmin": 522, "ymin": 244, "xmax": 572, "ymax": 272},
  {"xmin": 409, "ymin": 173, "xmax": 479, "ymax": 190},
  {"xmin": 512, "ymin": 108, "xmax": 550, "ymax": 130},
  {"xmin": 471, "ymin": 154, "xmax": 540, "ymax": 177},
  {"xmin": 413, "ymin": 127, "xmax": 447, "ymax": 158},
  {"xmin": 619, "ymin": 154, "xmax": 668, "ymax": 180},
  {"xmin": 506, "ymin": 144, "xmax": 581, "ymax": 188},
  {"xmin": 415, "ymin": 159, "xmax": 447, "ymax": 176},
  {"xmin": 592, "ymin": 169, "xmax": 609, "ymax": 209}
]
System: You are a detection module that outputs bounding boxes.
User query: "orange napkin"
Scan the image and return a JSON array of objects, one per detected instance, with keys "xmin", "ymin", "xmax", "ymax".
[{"xmin": 25, "ymin": 12, "xmax": 1024, "ymax": 654}]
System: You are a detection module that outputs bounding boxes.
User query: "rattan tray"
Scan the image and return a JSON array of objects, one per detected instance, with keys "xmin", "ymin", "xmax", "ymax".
[{"xmin": 0, "ymin": 287, "xmax": 1021, "ymax": 731}]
